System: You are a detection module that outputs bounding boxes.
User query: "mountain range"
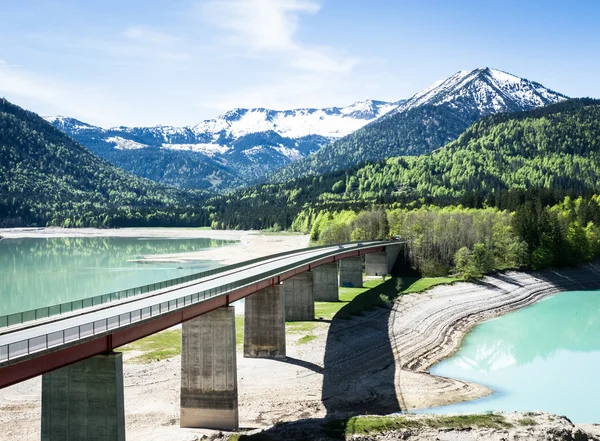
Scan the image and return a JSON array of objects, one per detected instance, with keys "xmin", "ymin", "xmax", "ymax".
[
  {"xmin": 207, "ymin": 98, "xmax": 600, "ymax": 230},
  {"xmin": 45, "ymin": 100, "xmax": 400, "ymax": 190},
  {"xmin": 47, "ymin": 67, "xmax": 567, "ymax": 191},
  {"xmin": 272, "ymin": 67, "xmax": 568, "ymax": 182}
]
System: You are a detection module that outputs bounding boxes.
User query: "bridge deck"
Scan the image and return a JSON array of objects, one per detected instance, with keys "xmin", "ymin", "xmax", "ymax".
[{"xmin": 0, "ymin": 241, "xmax": 399, "ymax": 388}]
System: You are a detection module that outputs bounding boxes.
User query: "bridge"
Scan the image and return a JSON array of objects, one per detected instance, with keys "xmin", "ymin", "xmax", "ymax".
[{"xmin": 0, "ymin": 240, "xmax": 404, "ymax": 440}]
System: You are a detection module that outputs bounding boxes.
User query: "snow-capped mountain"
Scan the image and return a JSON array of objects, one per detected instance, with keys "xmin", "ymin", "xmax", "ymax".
[
  {"xmin": 273, "ymin": 67, "xmax": 569, "ymax": 181},
  {"xmin": 396, "ymin": 67, "xmax": 567, "ymax": 114},
  {"xmin": 46, "ymin": 99, "xmax": 401, "ymax": 190}
]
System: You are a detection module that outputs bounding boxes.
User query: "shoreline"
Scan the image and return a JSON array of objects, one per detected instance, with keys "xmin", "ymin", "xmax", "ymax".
[
  {"xmin": 389, "ymin": 263, "xmax": 600, "ymax": 412},
  {"xmin": 1, "ymin": 232, "xmax": 599, "ymax": 439},
  {"xmin": 0, "ymin": 227, "xmax": 309, "ymax": 266}
]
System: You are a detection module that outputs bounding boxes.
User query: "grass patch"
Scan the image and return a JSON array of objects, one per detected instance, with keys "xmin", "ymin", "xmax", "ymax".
[
  {"xmin": 121, "ymin": 276, "xmax": 459, "ymax": 362},
  {"xmin": 297, "ymin": 334, "xmax": 317, "ymax": 345},
  {"xmin": 236, "ymin": 315, "xmax": 244, "ymax": 348},
  {"xmin": 402, "ymin": 276, "xmax": 460, "ymax": 294},
  {"xmin": 120, "ymin": 329, "xmax": 181, "ymax": 363},
  {"xmin": 517, "ymin": 417, "xmax": 537, "ymax": 426},
  {"xmin": 334, "ymin": 277, "xmax": 409, "ymax": 319},
  {"xmin": 346, "ymin": 414, "xmax": 513, "ymax": 435}
]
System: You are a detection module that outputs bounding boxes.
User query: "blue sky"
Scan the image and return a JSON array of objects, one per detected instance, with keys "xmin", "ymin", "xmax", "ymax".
[{"xmin": 0, "ymin": 0, "xmax": 598, "ymax": 127}]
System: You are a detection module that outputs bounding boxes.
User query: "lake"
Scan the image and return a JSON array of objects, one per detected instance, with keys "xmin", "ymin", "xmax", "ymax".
[
  {"xmin": 422, "ymin": 290, "xmax": 600, "ymax": 423},
  {"xmin": 0, "ymin": 236, "xmax": 231, "ymax": 316}
]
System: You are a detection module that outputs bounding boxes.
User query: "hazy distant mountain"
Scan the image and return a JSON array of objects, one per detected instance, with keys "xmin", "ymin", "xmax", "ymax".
[
  {"xmin": 46, "ymin": 100, "xmax": 402, "ymax": 190},
  {"xmin": 273, "ymin": 67, "xmax": 568, "ymax": 181}
]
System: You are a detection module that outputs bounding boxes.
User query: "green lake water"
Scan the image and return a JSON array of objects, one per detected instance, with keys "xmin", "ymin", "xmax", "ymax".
[
  {"xmin": 0, "ymin": 236, "xmax": 231, "ymax": 316},
  {"xmin": 422, "ymin": 290, "xmax": 600, "ymax": 423}
]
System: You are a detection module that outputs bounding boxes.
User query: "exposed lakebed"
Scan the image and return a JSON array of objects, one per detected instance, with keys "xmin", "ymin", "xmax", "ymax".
[{"xmin": 421, "ymin": 289, "xmax": 600, "ymax": 423}]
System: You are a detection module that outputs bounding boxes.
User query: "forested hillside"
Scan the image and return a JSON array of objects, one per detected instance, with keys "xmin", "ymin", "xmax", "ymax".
[
  {"xmin": 272, "ymin": 103, "xmax": 471, "ymax": 181},
  {"xmin": 207, "ymin": 99, "xmax": 600, "ymax": 230},
  {"xmin": 0, "ymin": 98, "xmax": 208, "ymax": 227}
]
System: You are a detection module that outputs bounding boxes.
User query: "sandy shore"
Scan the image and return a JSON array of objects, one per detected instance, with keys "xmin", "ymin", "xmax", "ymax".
[{"xmin": 1, "ymin": 229, "xmax": 599, "ymax": 440}]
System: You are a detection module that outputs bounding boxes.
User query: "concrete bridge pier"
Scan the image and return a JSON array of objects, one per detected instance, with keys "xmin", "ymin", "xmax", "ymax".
[
  {"xmin": 283, "ymin": 272, "xmax": 315, "ymax": 321},
  {"xmin": 244, "ymin": 284, "xmax": 286, "ymax": 358},
  {"xmin": 180, "ymin": 306, "xmax": 238, "ymax": 431},
  {"xmin": 312, "ymin": 262, "xmax": 339, "ymax": 301},
  {"xmin": 365, "ymin": 245, "xmax": 402, "ymax": 277},
  {"xmin": 41, "ymin": 353, "xmax": 125, "ymax": 441},
  {"xmin": 339, "ymin": 256, "xmax": 363, "ymax": 288}
]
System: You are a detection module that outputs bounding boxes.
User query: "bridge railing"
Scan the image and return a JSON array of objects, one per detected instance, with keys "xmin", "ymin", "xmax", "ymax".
[
  {"xmin": 0, "ymin": 240, "xmax": 386, "ymax": 330},
  {"xmin": 0, "ymin": 241, "xmax": 391, "ymax": 364}
]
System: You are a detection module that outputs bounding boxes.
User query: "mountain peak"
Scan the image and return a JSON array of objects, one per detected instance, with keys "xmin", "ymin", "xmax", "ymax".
[
  {"xmin": 43, "ymin": 115, "xmax": 99, "ymax": 132},
  {"xmin": 397, "ymin": 67, "xmax": 567, "ymax": 115}
]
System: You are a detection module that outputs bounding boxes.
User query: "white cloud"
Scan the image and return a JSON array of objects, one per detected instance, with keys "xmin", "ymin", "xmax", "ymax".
[
  {"xmin": 200, "ymin": 0, "xmax": 357, "ymax": 74},
  {"xmin": 202, "ymin": 0, "xmax": 320, "ymax": 52},
  {"xmin": 197, "ymin": 0, "xmax": 366, "ymax": 113},
  {"xmin": 0, "ymin": 60, "xmax": 134, "ymax": 127},
  {"xmin": 0, "ymin": 60, "xmax": 59, "ymax": 102},
  {"xmin": 207, "ymin": 71, "xmax": 362, "ymax": 112},
  {"xmin": 122, "ymin": 26, "xmax": 181, "ymax": 46}
]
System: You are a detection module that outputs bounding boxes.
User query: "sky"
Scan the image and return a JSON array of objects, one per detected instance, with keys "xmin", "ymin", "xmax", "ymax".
[{"xmin": 0, "ymin": 0, "xmax": 599, "ymax": 127}]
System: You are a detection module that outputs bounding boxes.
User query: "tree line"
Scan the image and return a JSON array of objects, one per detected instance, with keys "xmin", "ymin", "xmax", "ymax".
[{"xmin": 303, "ymin": 195, "xmax": 600, "ymax": 278}]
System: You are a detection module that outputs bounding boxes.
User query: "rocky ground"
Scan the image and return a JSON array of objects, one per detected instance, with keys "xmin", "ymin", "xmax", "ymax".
[{"xmin": 215, "ymin": 412, "xmax": 600, "ymax": 441}]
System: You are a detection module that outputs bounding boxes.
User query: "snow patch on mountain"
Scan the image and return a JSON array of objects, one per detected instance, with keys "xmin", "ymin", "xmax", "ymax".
[
  {"xmin": 242, "ymin": 146, "xmax": 266, "ymax": 156},
  {"xmin": 45, "ymin": 116, "xmax": 98, "ymax": 133},
  {"xmin": 397, "ymin": 67, "xmax": 567, "ymax": 115},
  {"xmin": 191, "ymin": 99, "xmax": 400, "ymax": 140},
  {"xmin": 106, "ymin": 136, "xmax": 148, "ymax": 150},
  {"xmin": 273, "ymin": 146, "xmax": 303, "ymax": 161},
  {"xmin": 161, "ymin": 143, "xmax": 230, "ymax": 156}
]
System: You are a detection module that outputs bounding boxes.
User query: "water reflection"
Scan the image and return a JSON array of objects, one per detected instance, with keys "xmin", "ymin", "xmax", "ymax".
[
  {"xmin": 424, "ymin": 290, "xmax": 600, "ymax": 423},
  {"xmin": 449, "ymin": 292, "xmax": 600, "ymax": 371},
  {"xmin": 0, "ymin": 237, "xmax": 231, "ymax": 315}
]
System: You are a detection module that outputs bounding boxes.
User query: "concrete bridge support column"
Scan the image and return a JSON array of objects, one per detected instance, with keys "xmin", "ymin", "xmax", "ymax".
[
  {"xmin": 312, "ymin": 263, "xmax": 339, "ymax": 301},
  {"xmin": 283, "ymin": 272, "xmax": 314, "ymax": 321},
  {"xmin": 180, "ymin": 306, "xmax": 238, "ymax": 431},
  {"xmin": 366, "ymin": 246, "xmax": 403, "ymax": 277},
  {"xmin": 339, "ymin": 256, "xmax": 363, "ymax": 288},
  {"xmin": 244, "ymin": 284, "xmax": 286, "ymax": 358},
  {"xmin": 386, "ymin": 245, "xmax": 402, "ymax": 275},
  {"xmin": 41, "ymin": 353, "xmax": 125, "ymax": 441},
  {"xmin": 365, "ymin": 252, "xmax": 388, "ymax": 277}
]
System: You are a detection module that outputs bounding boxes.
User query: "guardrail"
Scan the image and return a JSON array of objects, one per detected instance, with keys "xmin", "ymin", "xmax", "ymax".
[
  {"xmin": 0, "ymin": 240, "xmax": 378, "ymax": 329},
  {"xmin": 0, "ymin": 241, "xmax": 392, "ymax": 364}
]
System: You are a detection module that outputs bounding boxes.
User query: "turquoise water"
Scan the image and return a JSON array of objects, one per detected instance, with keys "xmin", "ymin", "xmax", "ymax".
[
  {"xmin": 0, "ymin": 236, "xmax": 231, "ymax": 316},
  {"xmin": 423, "ymin": 290, "xmax": 600, "ymax": 423}
]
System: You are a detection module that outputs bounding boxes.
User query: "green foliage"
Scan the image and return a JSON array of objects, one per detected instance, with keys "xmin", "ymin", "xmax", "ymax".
[
  {"xmin": 454, "ymin": 244, "xmax": 494, "ymax": 279},
  {"xmin": 0, "ymin": 98, "xmax": 208, "ymax": 227},
  {"xmin": 455, "ymin": 247, "xmax": 481, "ymax": 280},
  {"xmin": 120, "ymin": 329, "xmax": 181, "ymax": 363},
  {"xmin": 206, "ymin": 99, "xmax": 600, "ymax": 231},
  {"xmin": 402, "ymin": 277, "xmax": 460, "ymax": 293},
  {"xmin": 346, "ymin": 414, "xmax": 512, "ymax": 435}
]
